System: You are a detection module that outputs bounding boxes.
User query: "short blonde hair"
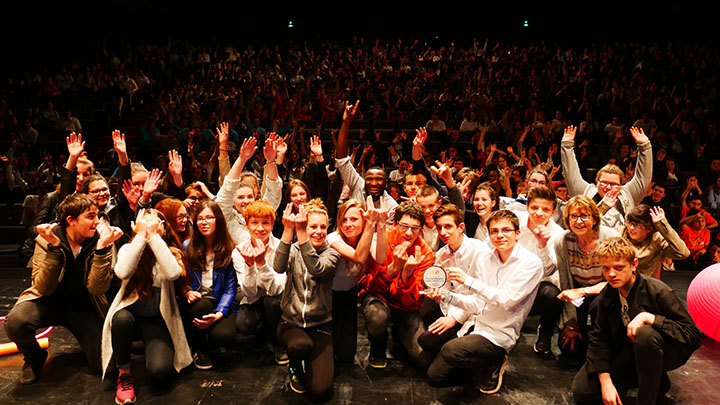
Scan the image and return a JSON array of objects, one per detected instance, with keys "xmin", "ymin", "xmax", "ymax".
[
  {"xmin": 305, "ymin": 198, "xmax": 329, "ymax": 223},
  {"xmin": 595, "ymin": 164, "xmax": 625, "ymax": 184},
  {"xmin": 564, "ymin": 195, "xmax": 601, "ymax": 231},
  {"xmin": 596, "ymin": 237, "xmax": 636, "ymax": 263}
]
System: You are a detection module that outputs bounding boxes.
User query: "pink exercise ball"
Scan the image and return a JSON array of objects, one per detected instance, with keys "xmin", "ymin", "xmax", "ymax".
[{"xmin": 687, "ymin": 264, "xmax": 720, "ymax": 341}]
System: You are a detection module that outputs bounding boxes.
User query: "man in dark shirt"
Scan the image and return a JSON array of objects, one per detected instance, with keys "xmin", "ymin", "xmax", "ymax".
[{"xmin": 572, "ymin": 237, "xmax": 701, "ymax": 405}]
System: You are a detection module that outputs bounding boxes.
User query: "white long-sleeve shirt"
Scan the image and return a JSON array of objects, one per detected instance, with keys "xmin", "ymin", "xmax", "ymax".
[
  {"xmin": 232, "ymin": 236, "xmax": 286, "ymax": 305},
  {"xmin": 433, "ymin": 235, "xmax": 491, "ymax": 337},
  {"xmin": 514, "ymin": 211, "xmax": 565, "ymax": 287},
  {"xmin": 443, "ymin": 243, "xmax": 543, "ymax": 352}
]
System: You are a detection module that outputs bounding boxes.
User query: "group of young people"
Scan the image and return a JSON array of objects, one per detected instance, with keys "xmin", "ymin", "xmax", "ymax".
[{"xmin": 3, "ymin": 101, "xmax": 703, "ymax": 405}]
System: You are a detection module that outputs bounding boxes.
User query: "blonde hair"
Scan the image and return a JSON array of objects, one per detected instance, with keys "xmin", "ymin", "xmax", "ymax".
[
  {"xmin": 305, "ymin": 198, "xmax": 329, "ymax": 223},
  {"xmin": 596, "ymin": 237, "xmax": 636, "ymax": 263},
  {"xmin": 595, "ymin": 164, "xmax": 625, "ymax": 184},
  {"xmin": 335, "ymin": 199, "xmax": 366, "ymax": 241},
  {"xmin": 564, "ymin": 195, "xmax": 601, "ymax": 231}
]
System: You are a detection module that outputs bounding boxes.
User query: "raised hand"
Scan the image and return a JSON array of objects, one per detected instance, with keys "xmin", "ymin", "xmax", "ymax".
[
  {"xmin": 601, "ymin": 187, "xmax": 620, "ymax": 208},
  {"xmin": 531, "ymin": 224, "xmax": 552, "ymax": 248},
  {"xmin": 36, "ymin": 223, "xmax": 61, "ymax": 246},
  {"xmin": 122, "ymin": 179, "xmax": 141, "ymax": 210},
  {"xmin": 144, "ymin": 210, "xmax": 164, "ymax": 238},
  {"xmin": 458, "ymin": 176, "xmax": 473, "ymax": 202},
  {"xmin": 66, "ymin": 132, "xmax": 85, "ymax": 157},
  {"xmin": 649, "ymin": 206, "xmax": 665, "ymax": 223},
  {"xmin": 276, "ymin": 134, "xmax": 289, "ymax": 161},
  {"xmin": 98, "ymin": 226, "xmax": 124, "ymax": 249},
  {"xmin": 239, "ymin": 137, "xmax": 258, "ymax": 163},
  {"xmin": 310, "ymin": 135, "xmax": 323, "ymax": 157},
  {"xmin": 405, "ymin": 245, "xmax": 422, "ymax": 269},
  {"xmin": 112, "ymin": 130, "xmax": 128, "ymax": 164},
  {"xmin": 414, "ymin": 127, "xmax": 428, "ymax": 147},
  {"xmin": 216, "ymin": 122, "xmax": 230, "ymax": 147},
  {"xmin": 143, "ymin": 169, "xmax": 163, "ymax": 197},
  {"xmin": 168, "ymin": 150, "xmax": 182, "ymax": 182},
  {"xmin": 630, "ymin": 126, "xmax": 650, "ymax": 145},
  {"xmin": 281, "ymin": 203, "xmax": 297, "ymax": 231},
  {"xmin": 562, "ymin": 125, "xmax": 577, "ymax": 143},
  {"xmin": 430, "ymin": 160, "xmax": 455, "ymax": 187},
  {"xmin": 238, "ymin": 240, "xmax": 258, "ymax": 266},
  {"xmin": 343, "ymin": 100, "xmax": 360, "ymax": 122},
  {"xmin": 131, "ymin": 208, "xmax": 149, "ymax": 235},
  {"xmin": 264, "ymin": 132, "xmax": 278, "ymax": 163},
  {"xmin": 252, "ymin": 238, "xmax": 268, "ymax": 266}
]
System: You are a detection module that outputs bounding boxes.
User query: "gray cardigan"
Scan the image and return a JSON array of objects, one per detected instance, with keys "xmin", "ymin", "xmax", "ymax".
[
  {"xmin": 554, "ymin": 225, "xmax": 620, "ymax": 330},
  {"xmin": 273, "ymin": 240, "xmax": 341, "ymax": 329}
]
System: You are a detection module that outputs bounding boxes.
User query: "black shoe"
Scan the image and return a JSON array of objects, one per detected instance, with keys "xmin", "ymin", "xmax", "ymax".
[
  {"xmin": 20, "ymin": 349, "xmax": 48, "ymax": 385},
  {"xmin": 478, "ymin": 355, "xmax": 508, "ymax": 394},
  {"xmin": 288, "ymin": 366, "xmax": 306, "ymax": 394},
  {"xmin": 274, "ymin": 346, "xmax": 289, "ymax": 365},
  {"xmin": 193, "ymin": 351, "xmax": 213, "ymax": 370},
  {"xmin": 368, "ymin": 351, "xmax": 387, "ymax": 369},
  {"xmin": 533, "ymin": 325, "xmax": 552, "ymax": 356}
]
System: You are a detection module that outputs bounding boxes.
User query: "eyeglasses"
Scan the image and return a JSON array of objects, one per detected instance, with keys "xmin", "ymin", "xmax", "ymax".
[
  {"xmin": 626, "ymin": 221, "xmax": 646, "ymax": 229},
  {"xmin": 489, "ymin": 227, "xmax": 516, "ymax": 237},
  {"xmin": 569, "ymin": 213, "xmax": 592, "ymax": 222},
  {"xmin": 527, "ymin": 179, "xmax": 547, "ymax": 186},
  {"xmin": 188, "ymin": 196, "xmax": 207, "ymax": 201},
  {"xmin": 397, "ymin": 223, "xmax": 422, "ymax": 232},
  {"xmin": 176, "ymin": 214, "xmax": 190, "ymax": 220},
  {"xmin": 197, "ymin": 216, "xmax": 216, "ymax": 224},
  {"xmin": 598, "ymin": 180, "xmax": 621, "ymax": 188}
]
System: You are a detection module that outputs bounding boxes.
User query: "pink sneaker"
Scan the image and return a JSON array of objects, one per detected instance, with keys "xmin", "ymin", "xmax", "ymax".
[{"xmin": 115, "ymin": 372, "xmax": 136, "ymax": 404}]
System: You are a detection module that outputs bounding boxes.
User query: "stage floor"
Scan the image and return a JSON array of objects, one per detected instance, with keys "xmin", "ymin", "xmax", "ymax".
[{"xmin": 1, "ymin": 270, "xmax": 718, "ymax": 404}]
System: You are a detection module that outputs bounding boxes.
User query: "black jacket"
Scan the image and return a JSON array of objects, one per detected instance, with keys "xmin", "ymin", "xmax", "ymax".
[{"xmin": 586, "ymin": 274, "xmax": 701, "ymax": 375}]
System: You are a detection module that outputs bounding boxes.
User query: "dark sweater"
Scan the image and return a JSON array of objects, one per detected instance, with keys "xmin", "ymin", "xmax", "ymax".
[{"xmin": 586, "ymin": 274, "xmax": 701, "ymax": 375}]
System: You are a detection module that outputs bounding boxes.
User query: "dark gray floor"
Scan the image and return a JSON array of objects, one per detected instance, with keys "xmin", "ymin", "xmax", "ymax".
[{"xmin": 1, "ymin": 269, "xmax": 718, "ymax": 404}]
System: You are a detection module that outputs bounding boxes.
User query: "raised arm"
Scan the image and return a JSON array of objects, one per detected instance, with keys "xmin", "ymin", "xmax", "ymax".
[
  {"xmin": 336, "ymin": 100, "xmax": 360, "ymax": 158},
  {"xmin": 623, "ymin": 127, "xmax": 653, "ymax": 205},
  {"xmin": 560, "ymin": 125, "xmax": 591, "ymax": 197}
]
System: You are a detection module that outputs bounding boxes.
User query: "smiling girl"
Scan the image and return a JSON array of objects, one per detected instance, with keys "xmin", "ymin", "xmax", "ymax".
[{"xmin": 274, "ymin": 199, "xmax": 341, "ymax": 400}]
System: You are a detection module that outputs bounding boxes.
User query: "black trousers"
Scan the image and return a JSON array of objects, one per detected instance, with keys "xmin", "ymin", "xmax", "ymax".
[
  {"xmin": 561, "ymin": 294, "xmax": 600, "ymax": 360},
  {"xmin": 332, "ymin": 288, "xmax": 358, "ymax": 363},
  {"xmin": 188, "ymin": 298, "xmax": 236, "ymax": 352},
  {"xmin": 4, "ymin": 298, "xmax": 103, "ymax": 372},
  {"xmin": 417, "ymin": 298, "xmax": 463, "ymax": 355},
  {"xmin": 426, "ymin": 334, "xmax": 507, "ymax": 386},
  {"xmin": 111, "ymin": 309, "xmax": 174, "ymax": 382},
  {"xmin": 361, "ymin": 295, "xmax": 431, "ymax": 369},
  {"xmin": 529, "ymin": 281, "xmax": 563, "ymax": 337},
  {"xmin": 236, "ymin": 294, "xmax": 282, "ymax": 346},
  {"xmin": 572, "ymin": 325, "xmax": 696, "ymax": 405},
  {"xmin": 277, "ymin": 320, "xmax": 334, "ymax": 402}
]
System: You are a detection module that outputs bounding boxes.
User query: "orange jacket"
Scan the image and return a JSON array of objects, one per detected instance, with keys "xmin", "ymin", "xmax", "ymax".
[{"xmin": 358, "ymin": 227, "xmax": 435, "ymax": 312}]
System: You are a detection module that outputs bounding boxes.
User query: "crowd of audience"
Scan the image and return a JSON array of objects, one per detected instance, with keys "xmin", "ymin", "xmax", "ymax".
[{"xmin": 1, "ymin": 35, "xmax": 717, "ymax": 404}]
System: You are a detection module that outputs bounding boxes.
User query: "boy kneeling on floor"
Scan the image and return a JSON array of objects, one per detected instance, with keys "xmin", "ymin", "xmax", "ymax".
[{"xmin": 572, "ymin": 237, "xmax": 701, "ymax": 405}]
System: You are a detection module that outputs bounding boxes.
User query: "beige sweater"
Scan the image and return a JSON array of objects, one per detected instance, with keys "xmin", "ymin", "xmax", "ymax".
[
  {"xmin": 101, "ymin": 234, "xmax": 192, "ymax": 378},
  {"xmin": 623, "ymin": 218, "xmax": 690, "ymax": 278}
]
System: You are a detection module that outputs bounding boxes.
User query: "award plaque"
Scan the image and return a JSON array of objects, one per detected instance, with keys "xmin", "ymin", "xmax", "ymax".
[{"xmin": 423, "ymin": 265, "xmax": 447, "ymax": 288}]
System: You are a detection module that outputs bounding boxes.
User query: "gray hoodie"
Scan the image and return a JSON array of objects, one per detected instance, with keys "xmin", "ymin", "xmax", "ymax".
[{"xmin": 274, "ymin": 240, "xmax": 341, "ymax": 328}]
